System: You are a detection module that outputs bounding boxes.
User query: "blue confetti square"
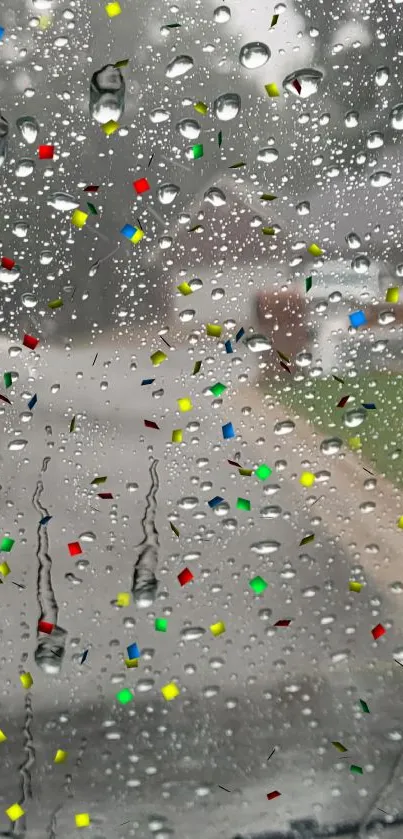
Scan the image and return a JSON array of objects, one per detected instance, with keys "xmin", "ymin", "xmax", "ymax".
[
  {"xmin": 235, "ymin": 327, "xmax": 245, "ymax": 342},
  {"xmin": 208, "ymin": 495, "xmax": 224, "ymax": 508},
  {"xmin": 349, "ymin": 310, "xmax": 366, "ymax": 328},
  {"xmin": 121, "ymin": 223, "xmax": 136, "ymax": 240},
  {"xmin": 141, "ymin": 378, "xmax": 155, "ymax": 386},
  {"xmin": 225, "ymin": 340, "xmax": 233, "ymax": 354},
  {"xmin": 222, "ymin": 422, "xmax": 235, "ymax": 440},
  {"xmin": 28, "ymin": 393, "xmax": 37, "ymax": 411},
  {"xmin": 127, "ymin": 642, "xmax": 140, "ymax": 660},
  {"xmin": 0, "ymin": 28, "xmax": 4, "ymax": 40}
]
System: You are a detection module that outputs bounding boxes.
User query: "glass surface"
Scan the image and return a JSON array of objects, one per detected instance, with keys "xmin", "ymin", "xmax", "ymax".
[{"xmin": 1, "ymin": 0, "xmax": 403, "ymax": 837}]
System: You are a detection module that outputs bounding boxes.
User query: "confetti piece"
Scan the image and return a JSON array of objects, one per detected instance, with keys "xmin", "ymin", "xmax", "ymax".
[
  {"xmin": 155, "ymin": 618, "xmax": 168, "ymax": 632},
  {"xmin": 362, "ymin": 402, "xmax": 376, "ymax": 410},
  {"xmin": 225, "ymin": 339, "xmax": 233, "ymax": 353},
  {"xmin": 208, "ymin": 495, "xmax": 224, "ymax": 508},
  {"xmin": 0, "ymin": 27, "xmax": 4, "ymax": 39},
  {"xmin": 235, "ymin": 327, "xmax": 245, "ymax": 342},
  {"xmin": 265, "ymin": 82, "xmax": 280, "ymax": 97},
  {"xmin": 240, "ymin": 468, "xmax": 253, "ymax": 476},
  {"xmin": 177, "ymin": 281, "xmax": 193, "ymax": 295},
  {"xmin": 332, "ymin": 741, "xmax": 347, "ymax": 752},
  {"xmin": 349, "ymin": 581, "xmax": 362, "ymax": 592},
  {"xmin": 270, "ymin": 13, "xmax": 279, "ymax": 26},
  {"xmin": 178, "ymin": 567, "xmax": 193, "ymax": 586},
  {"xmin": 280, "ymin": 361, "xmax": 291, "ymax": 373},
  {"xmin": 161, "ymin": 682, "xmax": 180, "ymax": 701},
  {"xmin": 68, "ymin": 541, "xmax": 82, "ymax": 557},
  {"xmin": 116, "ymin": 592, "xmax": 130, "ymax": 607},
  {"xmin": 260, "ymin": 194, "xmax": 277, "ymax": 201},
  {"xmin": 292, "ymin": 79, "xmax": 301, "ymax": 94},
  {"xmin": 206, "ymin": 323, "xmax": 222, "ymax": 337},
  {"xmin": 333, "ymin": 374, "xmax": 345, "ymax": 384},
  {"xmin": 114, "ymin": 58, "xmax": 129, "ymax": 68},
  {"xmin": 38, "ymin": 620, "xmax": 54, "ymax": 634},
  {"xmin": 359, "ymin": 699, "xmax": 370, "ymax": 714},
  {"xmin": 210, "ymin": 621, "xmax": 226, "ymax": 636},
  {"xmin": 133, "ymin": 177, "xmax": 150, "ymax": 194},
  {"xmin": 192, "ymin": 143, "xmax": 204, "ymax": 159},
  {"xmin": 228, "ymin": 458, "xmax": 241, "ymax": 467},
  {"xmin": 80, "ymin": 650, "xmax": 89, "ymax": 664},
  {"xmin": 274, "ymin": 619, "xmax": 291, "ymax": 627},
  {"xmin": 151, "ymin": 350, "xmax": 167, "ymax": 367},
  {"xmin": 23, "ymin": 333, "xmax": 39, "ymax": 350},
  {"xmin": 398, "ymin": 516, "xmax": 403, "ymax": 529},
  {"xmin": 218, "ymin": 130, "xmax": 223, "ymax": 147},
  {"xmin": 98, "ymin": 492, "xmax": 113, "ymax": 499},
  {"xmin": 372, "ymin": 623, "xmax": 386, "ymax": 640},
  {"xmin": 337, "ymin": 395, "xmax": 350, "ymax": 408},
  {"xmin": 194, "ymin": 101, "xmax": 208, "ymax": 115},
  {"xmin": 262, "ymin": 227, "xmax": 275, "ymax": 235},
  {"xmin": 3, "ymin": 372, "xmax": 12, "ymax": 388},
  {"xmin": 249, "ymin": 575, "xmax": 268, "ymax": 594},
  {"xmin": 48, "ymin": 298, "xmax": 63, "ymax": 309},
  {"xmin": 350, "ymin": 764, "xmax": 363, "ymax": 775},
  {"xmin": 307, "ymin": 243, "xmax": 323, "ymax": 257},
  {"xmin": 116, "ymin": 688, "xmax": 133, "ymax": 705},
  {"xmin": 0, "ymin": 393, "xmax": 11, "ymax": 405},
  {"xmin": 300, "ymin": 471, "xmax": 315, "ymax": 487},
  {"xmin": 188, "ymin": 224, "xmax": 203, "ymax": 232},
  {"xmin": 255, "ymin": 463, "xmax": 272, "ymax": 481},
  {"xmin": 2, "ymin": 257, "xmax": 15, "ymax": 270},
  {"xmin": 75, "ymin": 813, "xmax": 91, "ymax": 828},
  {"xmin": 38, "ymin": 144, "xmax": 54, "ymax": 159},
  {"xmin": 20, "ymin": 672, "xmax": 33, "ymax": 689},
  {"xmin": 305, "ymin": 275, "xmax": 312, "ymax": 292},
  {"xmin": 40, "ymin": 516, "xmax": 52, "ymax": 527},
  {"xmin": 0, "ymin": 561, "xmax": 10, "ymax": 576},
  {"xmin": 0, "ymin": 729, "xmax": 7, "ymax": 743},
  {"xmin": 229, "ymin": 161, "xmax": 245, "ymax": 168},
  {"xmin": 124, "ymin": 657, "xmax": 138, "ymax": 668},
  {"xmin": 28, "ymin": 394, "xmax": 37, "ymax": 411},
  {"xmin": 121, "ymin": 223, "xmax": 144, "ymax": 243},
  {"xmin": 210, "ymin": 382, "xmax": 227, "ymax": 397},
  {"xmin": 218, "ymin": 785, "xmax": 232, "ymax": 792},
  {"xmin": 6, "ymin": 804, "xmax": 25, "ymax": 822},
  {"xmin": 105, "ymin": 1, "xmax": 121, "ymax": 16},
  {"xmin": 87, "ymin": 202, "xmax": 97, "ymax": 215},
  {"xmin": 192, "ymin": 360, "xmax": 202, "ymax": 375},
  {"xmin": 84, "ymin": 185, "xmax": 99, "ymax": 192},
  {"xmin": 349, "ymin": 436, "xmax": 361, "ymax": 450},
  {"xmin": 349, "ymin": 310, "xmax": 367, "ymax": 328},
  {"xmin": 299, "ymin": 533, "xmax": 314, "ymax": 546},
  {"xmin": 177, "ymin": 397, "xmax": 193, "ymax": 412},
  {"xmin": 69, "ymin": 416, "xmax": 76, "ymax": 433},
  {"xmin": 171, "ymin": 430, "xmax": 183, "ymax": 443},
  {"xmin": 170, "ymin": 521, "xmax": 180, "ymax": 537},
  {"xmin": 54, "ymin": 749, "xmax": 68, "ymax": 763},
  {"xmin": 71, "ymin": 209, "xmax": 88, "ymax": 228},
  {"xmin": 144, "ymin": 420, "xmax": 160, "ymax": 429},
  {"xmin": 0, "ymin": 537, "xmax": 14, "ymax": 552},
  {"xmin": 91, "ymin": 476, "xmax": 107, "ymax": 485},
  {"xmin": 267, "ymin": 791, "xmax": 281, "ymax": 801},
  {"xmin": 386, "ymin": 287, "xmax": 399, "ymax": 303},
  {"xmin": 237, "ymin": 497, "xmax": 251, "ymax": 511},
  {"xmin": 141, "ymin": 378, "xmax": 155, "ymax": 386},
  {"xmin": 222, "ymin": 421, "xmax": 235, "ymax": 440},
  {"xmin": 276, "ymin": 349, "xmax": 290, "ymax": 363},
  {"xmin": 127, "ymin": 642, "xmax": 140, "ymax": 660}
]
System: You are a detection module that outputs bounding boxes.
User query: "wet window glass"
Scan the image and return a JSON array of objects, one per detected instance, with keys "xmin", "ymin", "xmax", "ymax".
[{"xmin": 2, "ymin": 1, "xmax": 403, "ymax": 838}]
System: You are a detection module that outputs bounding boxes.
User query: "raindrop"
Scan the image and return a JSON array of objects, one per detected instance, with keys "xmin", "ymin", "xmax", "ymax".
[
  {"xmin": 343, "ymin": 409, "xmax": 366, "ymax": 428},
  {"xmin": 21, "ymin": 293, "xmax": 38, "ymax": 309},
  {"xmin": 296, "ymin": 200, "xmax": 310, "ymax": 215},
  {"xmin": 366, "ymin": 131, "xmax": 384, "ymax": 149},
  {"xmin": 346, "ymin": 232, "xmax": 361, "ymax": 250},
  {"xmin": 150, "ymin": 108, "xmax": 170, "ymax": 124},
  {"xmin": 369, "ymin": 170, "xmax": 392, "ymax": 188},
  {"xmin": 274, "ymin": 420, "xmax": 295, "ymax": 435},
  {"xmin": 47, "ymin": 192, "xmax": 79, "ymax": 212},
  {"xmin": 320, "ymin": 437, "xmax": 343, "ymax": 455},
  {"xmin": 165, "ymin": 55, "xmax": 194, "ymax": 78},
  {"xmin": 176, "ymin": 118, "xmax": 200, "ymax": 139},
  {"xmin": 180, "ymin": 626, "xmax": 206, "ymax": 640},
  {"xmin": 257, "ymin": 147, "xmax": 279, "ymax": 163},
  {"xmin": 250, "ymin": 540, "xmax": 280, "ymax": 554},
  {"xmin": 15, "ymin": 158, "xmax": 35, "ymax": 178},
  {"xmin": 213, "ymin": 5, "xmax": 231, "ymax": 22},
  {"xmin": 16, "ymin": 115, "xmax": 39, "ymax": 144},
  {"xmin": 239, "ymin": 42, "xmax": 271, "ymax": 69},
  {"xmin": 390, "ymin": 103, "xmax": 403, "ymax": 130},
  {"xmin": 0, "ymin": 265, "xmax": 20, "ymax": 285},
  {"xmin": 8, "ymin": 439, "xmax": 28, "ymax": 451},
  {"xmin": 204, "ymin": 187, "xmax": 226, "ymax": 206},
  {"xmin": 13, "ymin": 222, "xmax": 29, "ymax": 238},
  {"xmin": 345, "ymin": 110, "xmax": 359, "ymax": 128},
  {"xmin": 375, "ymin": 66, "xmax": 389, "ymax": 87},
  {"xmin": 282, "ymin": 68, "xmax": 323, "ymax": 98},
  {"xmin": 89, "ymin": 64, "xmax": 125, "ymax": 125},
  {"xmin": 213, "ymin": 93, "xmax": 241, "ymax": 121},
  {"xmin": 0, "ymin": 113, "xmax": 8, "ymax": 168},
  {"xmin": 244, "ymin": 334, "xmax": 271, "ymax": 352},
  {"xmin": 179, "ymin": 309, "xmax": 195, "ymax": 322},
  {"xmin": 352, "ymin": 254, "xmax": 370, "ymax": 274},
  {"xmin": 157, "ymin": 183, "xmax": 180, "ymax": 205}
]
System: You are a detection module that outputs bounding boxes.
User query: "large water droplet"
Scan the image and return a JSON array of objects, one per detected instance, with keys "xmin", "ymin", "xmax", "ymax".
[
  {"xmin": 213, "ymin": 92, "xmax": 241, "ymax": 121},
  {"xmin": 165, "ymin": 55, "xmax": 194, "ymax": 79},
  {"xmin": 213, "ymin": 5, "xmax": 231, "ymax": 22},
  {"xmin": 274, "ymin": 420, "xmax": 295, "ymax": 435},
  {"xmin": 47, "ymin": 192, "xmax": 79, "ymax": 211},
  {"xmin": 244, "ymin": 334, "xmax": 271, "ymax": 352},
  {"xmin": 239, "ymin": 42, "xmax": 270, "ymax": 69},
  {"xmin": 150, "ymin": 108, "xmax": 170, "ymax": 124},
  {"xmin": 16, "ymin": 115, "xmax": 39, "ymax": 144},
  {"xmin": 369, "ymin": 170, "xmax": 392, "ymax": 188},
  {"xmin": 180, "ymin": 626, "xmax": 206, "ymax": 640},
  {"xmin": 375, "ymin": 66, "xmax": 389, "ymax": 87},
  {"xmin": 390, "ymin": 103, "xmax": 403, "ymax": 130},
  {"xmin": 320, "ymin": 437, "xmax": 343, "ymax": 455},
  {"xmin": 157, "ymin": 183, "xmax": 180, "ymax": 205},
  {"xmin": 0, "ymin": 112, "xmax": 9, "ymax": 168},
  {"xmin": 8, "ymin": 438, "xmax": 28, "ymax": 451},
  {"xmin": 282, "ymin": 68, "xmax": 323, "ymax": 98},
  {"xmin": 352, "ymin": 254, "xmax": 370, "ymax": 274},
  {"xmin": 250, "ymin": 540, "xmax": 280, "ymax": 554},
  {"xmin": 204, "ymin": 187, "xmax": 226, "ymax": 207},
  {"xmin": 257, "ymin": 147, "xmax": 279, "ymax": 163},
  {"xmin": 0, "ymin": 265, "xmax": 20, "ymax": 285},
  {"xmin": 176, "ymin": 118, "xmax": 200, "ymax": 139},
  {"xmin": 89, "ymin": 64, "xmax": 125, "ymax": 125},
  {"xmin": 15, "ymin": 158, "xmax": 35, "ymax": 178},
  {"xmin": 346, "ymin": 232, "xmax": 361, "ymax": 250},
  {"xmin": 343, "ymin": 409, "xmax": 366, "ymax": 428},
  {"xmin": 21, "ymin": 293, "xmax": 38, "ymax": 309}
]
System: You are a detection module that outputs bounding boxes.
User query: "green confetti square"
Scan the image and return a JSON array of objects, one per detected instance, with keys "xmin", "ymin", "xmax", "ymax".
[
  {"xmin": 116, "ymin": 688, "xmax": 133, "ymax": 705},
  {"xmin": 0, "ymin": 537, "xmax": 14, "ymax": 552},
  {"xmin": 305, "ymin": 275, "xmax": 312, "ymax": 293},
  {"xmin": 4, "ymin": 372, "xmax": 12, "ymax": 389},
  {"xmin": 237, "ymin": 497, "xmax": 251, "ymax": 511},
  {"xmin": 359, "ymin": 699, "xmax": 370, "ymax": 714},
  {"xmin": 192, "ymin": 144, "xmax": 204, "ymax": 160},
  {"xmin": 350, "ymin": 764, "xmax": 363, "ymax": 775},
  {"xmin": 87, "ymin": 202, "xmax": 98, "ymax": 215},
  {"xmin": 210, "ymin": 382, "xmax": 227, "ymax": 397},
  {"xmin": 155, "ymin": 618, "xmax": 168, "ymax": 632},
  {"xmin": 255, "ymin": 464, "xmax": 272, "ymax": 481},
  {"xmin": 218, "ymin": 130, "xmax": 222, "ymax": 147},
  {"xmin": 249, "ymin": 575, "xmax": 267, "ymax": 594}
]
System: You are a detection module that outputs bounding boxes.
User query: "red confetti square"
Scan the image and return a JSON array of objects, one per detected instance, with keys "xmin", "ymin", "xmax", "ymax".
[
  {"xmin": 68, "ymin": 541, "xmax": 82, "ymax": 557},
  {"xmin": 371, "ymin": 623, "xmax": 386, "ymax": 640},
  {"xmin": 228, "ymin": 459, "xmax": 242, "ymax": 467},
  {"xmin": 267, "ymin": 791, "xmax": 281, "ymax": 801},
  {"xmin": 23, "ymin": 333, "xmax": 39, "ymax": 350},
  {"xmin": 1, "ymin": 257, "xmax": 15, "ymax": 270},
  {"xmin": 38, "ymin": 620, "xmax": 54, "ymax": 634},
  {"xmin": 337, "ymin": 395, "xmax": 350, "ymax": 408},
  {"xmin": 0, "ymin": 395, "xmax": 11, "ymax": 405},
  {"xmin": 84, "ymin": 185, "xmax": 99, "ymax": 192},
  {"xmin": 274, "ymin": 619, "xmax": 291, "ymax": 627},
  {"xmin": 292, "ymin": 79, "xmax": 301, "ymax": 94},
  {"xmin": 38, "ymin": 144, "xmax": 54, "ymax": 159},
  {"xmin": 133, "ymin": 177, "xmax": 150, "ymax": 194},
  {"xmin": 144, "ymin": 420, "xmax": 160, "ymax": 430},
  {"xmin": 178, "ymin": 567, "xmax": 194, "ymax": 586},
  {"xmin": 98, "ymin": 492, "xmax": 113, "ymax": 499}
]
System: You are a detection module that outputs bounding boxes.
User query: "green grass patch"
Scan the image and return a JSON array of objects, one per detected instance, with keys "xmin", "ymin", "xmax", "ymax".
[{"xmin": 270, "ymin": 372, "xmax": 403, "ymax": 487}]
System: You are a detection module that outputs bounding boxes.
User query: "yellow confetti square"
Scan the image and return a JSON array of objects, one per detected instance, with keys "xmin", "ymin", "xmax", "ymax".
[
  {"xmin": 116, "ymin": 592, "xmax": 130, "ymax": 607},
  {"xmin": 20, "ymin": 672, "xmax": 33, "ymax": 689},
  {"xmin": 348, "ymin": 436, "xmax": 361, "ymax": 450},
  {"xmin": 307, "ymin": 243, "xmax": 323, "ymax": 257},
  {"xmin": 6, "ymin": 804, "xmax": 25, "ymax": 823},
  {"xmin": 177, "ymin": 397, "xmax": 192, "ymax": 412},
  {"xmin": 194, "ymin": 101, "xmax": 208, "ymax": 115},
  {"xmin": 105, "ymin": 1, "xmax": 121, "ymax": 16},
  {"xmin": 349, "ymin": 581, "xmax": 362, "ymax": 593},
  {"xmin": 300, "ymin": 471, "xmax": 315, "ymax": 487},
  {"xmin": 75, "ymin": 813, "xmax": 91, "ymax": 828},
  {"xmin": 0, "ymin": 561, "xmax": 10, "ymax": 576},
  {"xmin": 177, "ymin": 282, "xmax": 193, "ymax": 295},
  {"xmin": 150, "ymin": 350, "xmax": 167, "ymax": 366},
  {"xmin": 210, "ymin": 621, "xmax": 226, "ymax": 636},
  {"xmin": 398, "ymin": 516, "xmax": 403, "ymax": 529},
  {"xmin": 206, "ymin": 323, "xmax": 222, "ymax": 337},
  {"xmin": 0, "ymin": 729, "xmax": 7, "ymax": 742},
  {"xmin": 161, "ymin": 682, "xmax": 180, "ymax": 701},
  {"xmin": 386, "ymin": 286, "xmax": 399, "ymax": 303},
  {"xmin": 102, "ymin": 119, "xmax": 119, "ymax": 135},
  {"xmin": 39, "ymin": 15, "xmax": 52, "ymax": 28},
  {"xmin": 172, "ymin": 429, "xmax": 183, "ymax": 443},
  {"xmin": 71, "ymin": 209, "xmax": 88, "ymax": 228},
  {"xmin": 54, "ymin": 749, "xmax": 67, "ymax": 763},
  {"xmin": 124, "ymin": 658, "xmax": 139, "ymax": 668},
  {"xmin": 265, "ymin": 82, "xmax": 280, "ymax": 97}
]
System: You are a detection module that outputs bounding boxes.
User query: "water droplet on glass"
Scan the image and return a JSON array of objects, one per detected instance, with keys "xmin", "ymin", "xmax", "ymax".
[
  {"xmin": 296, "ymin": 200, "xmax": 310, "ymax": 215},
  {"xmin": 213, "ymin": 5, "xmax": 231, "ymax": 22},
  {"xmin": 13, "ymin": 222, "xmax": 29, "ymax": 238},
  {"xmin": 343, "ymin": 409, "xmax": 366, "ymax": 428},
  {"xmin": 165, "ymin": 55, "xmax": 194, "ymax": 79},
  {"xmin": 257, "ymin": 147, "xmax": 279, "ymax": 163},
  {"xmin": 8, "ymin": 439, "xmax": 28, "ymax": 451},
  {"xmin": 157, "ymin": 183, "xmax": 180, "ymax": 205},
  {"xmin": 180, "ymin": 626, "xmax": 206, "ymax": 640},
  {"xmin": 274, "ymin": 420, "xmax": 295, "ymax": 435},
  {"xmin": 15, "ymin": 158, "xmax": 35, "ymax": 178},
  {"xmin": 211, "ymin": 287, "xmax": 225, "ymax": 300},
  {"xmin": 250, "ymin": 540, "xmax": 280, "ymax": 554},
  {"xmin": 282, "ymin": 68, "xmax": 323, "ymax": 98},
  {"xmin": 89, "ymin": 64, "xmax": 125, "ymax": 125},
  {"xmin": 390, "ymin": 103, "xmax": 403, "ymax": 130},
  {"xmin": 239, "ymin": 42, "xmax": 271, "ymax": 69},
  {"xmin": 320, "ymin": 437, "xmax": 343, "ymax": 455},
  {"xmin": 0, "ymin": 265, "xmax": 20, "ymax": 285},
  {"xmin": 47, "ymin": 192, "xmax": 79, "ymax": 212},
  {"xmin": 295, "ymin": 350, "xmax": 312, "ymax": 367},
  {"xmin": 16, "ymin": 115, "xmax": 39, "ymax": 144},
  {"xmin": 176, "ymin": 118, "xmax": 200, "ymax": 139},
  {"xmin": 375, "ymin": 66, "xmax": 389, "ymax": 87},
  {"xmin": 35, "ymin": 626, "xmax": 67, "ymax": 675},
  {"xmin": 0, "ymin": 113, "xmax": 9, "ymax": 168},
  {"xmin": 346, "ymin": 232, "xmax": 361, "ymax": 250},
  {"xmin": 352, "ymin": 254, "xmax": 370, "ymax": 274},
  {"xmin": 204, "ymin": 187, "xmax": 226, "ymax": 207},
  {"xmin": 39, "ymin": 250, "xmax": 53, "ymax": 264},
  {"xmin": 150, "ymin": 108, "xmax": 170, "ymax": 124},
  {"xmin": 179, "ymin": 309, "xmax": 195, "ymax": 322},
  {"xmin": 369, "ymin": 170, "xmax": 392, "ymax": 188},
  {"xmin": 345, "ymin": 110, "xmax": 359, "ymax": 128},
  {"xmin": 213, "ymin": 92, "xmax": 241, "ymax": 121},
  {"xmin": 244, "ymin": 334, "xmax": 271, "ymax": 352},
  {"xmin": 366, "ymin": 131, "xmax": 384, "ymax": 149},
  {"xmin": 21, "ymin": 292, "xmax": 38, "ymax": 309}
]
